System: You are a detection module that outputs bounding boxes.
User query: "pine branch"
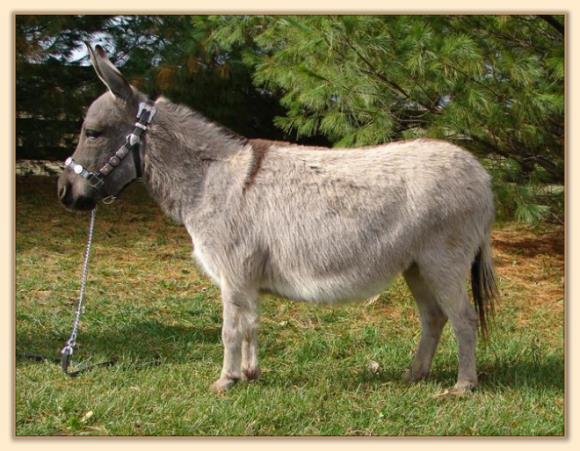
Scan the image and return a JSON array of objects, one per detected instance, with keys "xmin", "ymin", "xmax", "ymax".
[
  {"xmin": 471, "ymin": 135, "xmax": 563, "ymax": 183},
  {"xmin": 538, "ymin": 15, "xmax": 565, "ymax": 36},
  {"xmin": 341, "ymin": 36, "xmax": 440, "ymax": 116}
]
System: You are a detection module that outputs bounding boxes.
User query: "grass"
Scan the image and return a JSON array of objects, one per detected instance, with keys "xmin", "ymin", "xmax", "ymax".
[{"xmin": 15, "ymin": 176, "xmax": 565, "ymax": 436}]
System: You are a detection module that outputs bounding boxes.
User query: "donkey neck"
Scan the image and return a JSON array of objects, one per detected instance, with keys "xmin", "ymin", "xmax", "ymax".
[{"xmin": 140, "ymin": 100, "xmax": 247, "ymax": 224}]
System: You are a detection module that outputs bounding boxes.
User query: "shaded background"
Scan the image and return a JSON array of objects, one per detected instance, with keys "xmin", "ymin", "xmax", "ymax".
[{"xmin": 15, "ymin": 15, "xmax": 564, "ymax": 224}]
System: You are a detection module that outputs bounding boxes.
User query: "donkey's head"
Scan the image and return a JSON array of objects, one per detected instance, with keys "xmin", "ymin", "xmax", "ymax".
[{"xmin": 57, "ymin": 44, "xmax": 148, "ymax": 210}]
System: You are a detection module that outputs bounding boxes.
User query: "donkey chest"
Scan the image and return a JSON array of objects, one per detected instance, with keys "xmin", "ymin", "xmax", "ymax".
[{"xmin": 186, "ymin": 230, "xmax": 223, "ymax": 285}]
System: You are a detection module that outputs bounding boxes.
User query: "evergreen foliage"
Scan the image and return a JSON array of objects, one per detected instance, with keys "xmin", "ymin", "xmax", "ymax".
[
  {"xmin": 208, "ymin": 15, "xmax": 564, "ymax": 185},
  {"xmin": 15, "ymin": 15, "xmax": 293, "ymax": 158}
]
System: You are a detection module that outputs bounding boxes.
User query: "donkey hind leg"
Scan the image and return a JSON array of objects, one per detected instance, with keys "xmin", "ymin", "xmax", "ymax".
[
  {"xmin": 211, "ymin": 285, "xmax": 259, "ymax": 393},
  {"xmin": 418, "ymin": 261, "xmax": 479, "ymax": 394},
  {"xmin": 402, "ymin": 263, "xmax": 448, "ymax": 383}
]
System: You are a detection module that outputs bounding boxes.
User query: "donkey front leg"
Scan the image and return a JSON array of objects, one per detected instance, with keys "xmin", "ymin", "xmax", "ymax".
[
  {"xmin": 211, "ymin": 285, "xmax": 259, "ymax": 393},
  {"xmin": 241, "ymin": 305, "xmax": 261, "ymax": 381}
]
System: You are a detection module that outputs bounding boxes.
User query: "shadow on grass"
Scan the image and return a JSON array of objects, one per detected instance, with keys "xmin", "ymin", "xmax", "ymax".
[
  {"xmin": 16, "ymin": 176, "xmax": 172, "ymax": 253},
  {"xmin": 17, "ymin": 317, "xmax": 564, "ymax": 395},
  {"xmin": 346, "ymin": 353, "xmax": 564, "ymax": 393},
  {"xmin": 256, "ymin": 353, "xmax": 564, "ymax": 394},
  {"xmin": 16, "ymin": 319, "xmax": 222, "ymax": 369}
]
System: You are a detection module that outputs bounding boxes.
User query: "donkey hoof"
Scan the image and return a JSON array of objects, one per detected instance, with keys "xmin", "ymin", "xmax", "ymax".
[
  {"xmin": 402, "ymin": 369, "xmax": 428, "ymax": 384},
  {"xmin": 434, "ymin": 383, "xmax": 476, "ymax": 399},
  {"xmin": 452, "ymin": 381, "xmax": 477, "ymax": 394},
  {"xmin": 242, "ymin": 367, "xmax": 261, "ymax": 382},
  {"xmin": 210, "ymin": 377, "xmax": 238, "ymax": 394}
]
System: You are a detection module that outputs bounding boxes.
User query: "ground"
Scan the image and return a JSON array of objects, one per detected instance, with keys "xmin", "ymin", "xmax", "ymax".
[{"xmin": 15, "ymin": 176, "xmax": 564, "ymax": 436}]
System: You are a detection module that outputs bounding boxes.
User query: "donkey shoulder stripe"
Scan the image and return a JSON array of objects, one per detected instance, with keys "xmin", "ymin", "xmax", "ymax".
[
  {"xmin": 243, "ymin": 139, "xmax": 282, "ymax": 192},
  {"xmin": 244, "ymin": 139, "xmax": 332, "ymax": 192}
]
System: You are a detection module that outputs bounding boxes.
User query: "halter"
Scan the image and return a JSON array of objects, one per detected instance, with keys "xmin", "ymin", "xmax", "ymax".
[{"xmin": 64, "ymin": 101, "xmax": 157, "ymax": 192}]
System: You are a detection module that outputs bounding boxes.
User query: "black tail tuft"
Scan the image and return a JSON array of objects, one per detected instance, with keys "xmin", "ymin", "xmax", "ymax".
[{"xmin": 471, "ymin": 244, "xmax": 499, "ymax": 340}]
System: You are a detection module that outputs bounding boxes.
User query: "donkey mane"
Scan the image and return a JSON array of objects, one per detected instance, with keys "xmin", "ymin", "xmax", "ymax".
[{"xmin": 152, "ymin": 96, "xmax": 249, "ymax": 149}]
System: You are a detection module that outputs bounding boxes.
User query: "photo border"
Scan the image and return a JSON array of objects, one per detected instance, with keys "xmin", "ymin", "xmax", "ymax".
[{"xmin": 3, "ymin": 1, "xmax": 576, "ymax": 448}]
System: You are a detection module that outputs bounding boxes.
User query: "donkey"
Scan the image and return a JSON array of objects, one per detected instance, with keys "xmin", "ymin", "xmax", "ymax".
[{"xmin": 58, "ymin": 44, "xmax": 498, "ymax": 395}]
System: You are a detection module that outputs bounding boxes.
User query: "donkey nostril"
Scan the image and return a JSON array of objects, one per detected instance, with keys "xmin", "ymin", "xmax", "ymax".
[
  {"xmin": 58, "ymin": 183, "xmax": 68, "ymax": 200},
  {"xmin": 57, "ymin": 180, "xmax": 74, "ymax": 207}
]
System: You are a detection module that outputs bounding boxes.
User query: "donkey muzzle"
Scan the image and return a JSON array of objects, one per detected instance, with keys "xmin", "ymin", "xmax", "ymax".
[{"xmin": 57, "ymin": 173, "xmax": 97, "ymax": 211}]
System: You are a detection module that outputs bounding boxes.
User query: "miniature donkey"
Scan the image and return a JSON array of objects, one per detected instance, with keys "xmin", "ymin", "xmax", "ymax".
[{"xmin": 58, "ymin": 45, "xmax": 498, "ymax": 395}]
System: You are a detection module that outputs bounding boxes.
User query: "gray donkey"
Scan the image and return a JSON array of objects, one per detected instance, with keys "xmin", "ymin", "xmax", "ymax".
[{"xmin": 58, "ymin": 45, "xmax": 498, "ymax": 395}]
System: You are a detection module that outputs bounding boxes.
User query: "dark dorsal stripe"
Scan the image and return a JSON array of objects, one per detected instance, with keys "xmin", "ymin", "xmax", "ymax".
[
  {"xmin": 243, "ymin": 139, "xmax": 278, "ymax": 193},
  {"xmin": 242, "ymin": 139, "xmax": 330, "ymax": 193}
]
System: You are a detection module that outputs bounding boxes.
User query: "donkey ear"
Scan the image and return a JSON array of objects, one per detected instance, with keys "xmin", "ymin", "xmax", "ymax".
[{"xmin": 85, "ymin": 42, "xmax": 133, "ymax": 101}]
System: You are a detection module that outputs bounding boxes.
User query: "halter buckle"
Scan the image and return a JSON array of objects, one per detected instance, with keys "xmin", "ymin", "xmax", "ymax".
[
  {"xmin": 137, "ymin": 102, "xmax": 157, "ymax": 124},
  {"xmin": 129, "ymin": 134, "xmax": 140, "ymax": 146},
  {"xmin": 86, "ymin": 172, "xmax": 105, "ymax": 189}
]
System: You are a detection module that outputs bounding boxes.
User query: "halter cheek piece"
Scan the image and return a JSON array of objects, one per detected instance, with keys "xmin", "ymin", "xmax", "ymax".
[{"xmin": 64, "ymin": 101, "xmax": 157, "ymax": 192}]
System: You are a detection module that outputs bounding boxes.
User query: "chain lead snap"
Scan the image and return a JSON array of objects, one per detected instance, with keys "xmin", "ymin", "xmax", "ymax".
[{"xmin": 60, "ymin": 208, "xmax": 96, "ymax": 376}]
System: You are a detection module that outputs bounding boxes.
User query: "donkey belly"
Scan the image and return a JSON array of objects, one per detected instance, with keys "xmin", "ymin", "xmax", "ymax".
[
  {"xmin": 261, "ymin": 237, "xmax": 413, "ymax": 304},
  {"xmin": 261, "ymin": 271, "xmax": 397, "ymax": 304}
]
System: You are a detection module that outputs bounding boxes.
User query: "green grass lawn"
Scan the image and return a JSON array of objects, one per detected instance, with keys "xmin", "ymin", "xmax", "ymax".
[{"xmin": 15, "ymin": 176, "xmax": 565, "ymax": 436}]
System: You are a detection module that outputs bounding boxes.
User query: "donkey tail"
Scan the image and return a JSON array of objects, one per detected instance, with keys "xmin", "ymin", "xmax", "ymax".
[{"xmin": 471, "ymin": 237, "xmax": 499, "ymax": 339}]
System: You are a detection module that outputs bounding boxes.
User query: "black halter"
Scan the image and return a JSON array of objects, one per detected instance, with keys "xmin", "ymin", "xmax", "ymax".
[{"xmin": 64, "ymin": 101, "xmax": 157, "ymax": 192}]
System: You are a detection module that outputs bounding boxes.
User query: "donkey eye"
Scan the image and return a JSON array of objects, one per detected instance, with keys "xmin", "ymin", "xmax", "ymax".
[{"xmin": 85, "ymin": 129, "xmax": 102, "ymax": 139}]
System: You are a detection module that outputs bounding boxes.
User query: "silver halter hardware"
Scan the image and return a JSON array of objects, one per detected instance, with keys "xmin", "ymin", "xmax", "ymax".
[{"xmin": 64, "ymin": 157, "xmax": 105, "ymax": 189}]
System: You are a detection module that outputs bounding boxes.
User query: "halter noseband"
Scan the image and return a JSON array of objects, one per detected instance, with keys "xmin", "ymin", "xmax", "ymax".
[{"xmin": 64, "ymin": 101, "xmax": 157, "ymax": 191}]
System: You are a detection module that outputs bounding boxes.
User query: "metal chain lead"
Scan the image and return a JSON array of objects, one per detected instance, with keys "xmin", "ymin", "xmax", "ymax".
[{"xmin": 60, "ymin": 207, "xmax": 97, "ymax": 373}]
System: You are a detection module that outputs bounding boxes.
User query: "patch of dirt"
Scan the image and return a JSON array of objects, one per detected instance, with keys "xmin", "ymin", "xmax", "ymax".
[
  {"xmin": 493, "ymin": 227, "xmax": 564, "ymax": 258},
  {"xmin": 491, "ymin": 225, "xmax": 564, "ymax": 318}
]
